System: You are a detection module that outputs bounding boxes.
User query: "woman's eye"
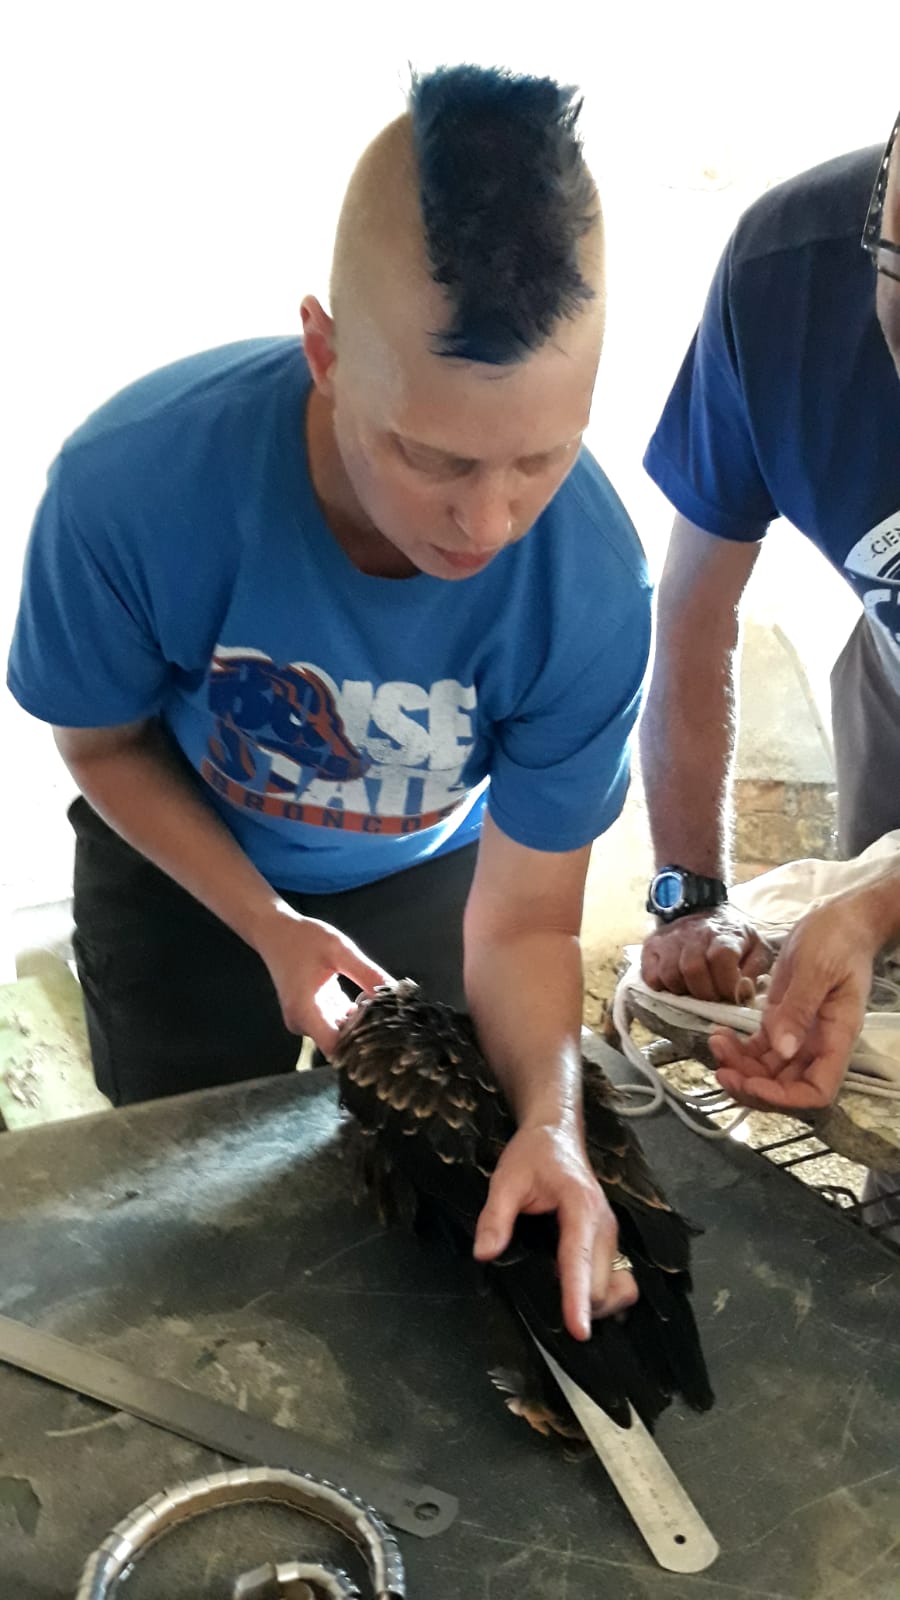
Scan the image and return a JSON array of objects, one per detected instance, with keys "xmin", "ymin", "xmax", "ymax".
[{"xmin": 398, "ymin": 443, "xmax": 467, "ymax": 478}]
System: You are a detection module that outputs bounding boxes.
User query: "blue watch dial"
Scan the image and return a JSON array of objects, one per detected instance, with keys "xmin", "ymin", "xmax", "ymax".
[{"xmin": 654, "ymin": 871, "xmax": 684, "ymax": 911}]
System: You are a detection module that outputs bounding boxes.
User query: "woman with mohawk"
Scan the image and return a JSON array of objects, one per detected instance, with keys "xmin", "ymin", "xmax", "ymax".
[{"xmin": 10, "ymin": 66, "xmax": 651, "ymax": 1344}]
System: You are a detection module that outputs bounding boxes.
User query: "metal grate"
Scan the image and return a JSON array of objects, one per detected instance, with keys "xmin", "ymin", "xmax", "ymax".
[
  {"xmin": 589, "ymin": 1015, "xmax": 898, "ymax": 1256},
  {"xmin": 736, "ymin": 1121, "xmax": 900, "ymax": 1255},
  {"xmin": 638, "ymin": 1045, "xmax": 900, "ymax": 1258}
]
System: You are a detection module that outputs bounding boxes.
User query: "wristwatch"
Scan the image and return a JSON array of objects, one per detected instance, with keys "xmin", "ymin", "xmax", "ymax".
[{"xmin": 646, "ymin": 864, "xmax": 729, "ymax": 924}]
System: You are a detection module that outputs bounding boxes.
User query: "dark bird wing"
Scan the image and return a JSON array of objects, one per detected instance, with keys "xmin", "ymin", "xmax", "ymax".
[{"xmin": 332, "ymin": 981, "xmax": 714, "ymax": 1432}]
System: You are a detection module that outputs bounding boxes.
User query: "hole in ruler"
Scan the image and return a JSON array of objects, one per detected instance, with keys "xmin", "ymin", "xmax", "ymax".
[
  {"xmin": 674, "ymin": 1534, "xmax": 687, "ymax": 1545},
  {"xmin": 415, "ymin": 1501, "xmax": 441, "ymax": 1522}
]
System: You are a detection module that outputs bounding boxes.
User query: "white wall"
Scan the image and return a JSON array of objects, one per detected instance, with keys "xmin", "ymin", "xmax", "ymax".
[{"xmin": 3, "ymin": 1, "xmax": 896, "ymax": 907}]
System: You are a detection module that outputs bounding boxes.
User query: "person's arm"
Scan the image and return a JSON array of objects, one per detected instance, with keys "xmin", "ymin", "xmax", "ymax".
[
  {"xmin": 463, "ymin": 813, "xmax": 637, "ymax": 1342},
  {"xmin": 639, "ymin": 513, "xmax": 772, "ymax": 1000},
  {"xmin": 710, "ymin": 867, "xmax": 900, "ymax": 1109},
  {"xmin": 54, "ymin": 719, "xmax": 391, "ymax": 1054}
]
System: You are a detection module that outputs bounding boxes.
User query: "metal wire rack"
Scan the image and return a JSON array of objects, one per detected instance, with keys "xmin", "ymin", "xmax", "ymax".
[
  {"xmin": 649, "ymin": 1069, "xmax": 900, "ymax": 1256},
  {"xmin": 750, "ymin": 1124, "xmax": 900, "ymax": 1252},
  {"xmin": 600, "ymin": 983, "xmax": 900, "ymax": 1261}
]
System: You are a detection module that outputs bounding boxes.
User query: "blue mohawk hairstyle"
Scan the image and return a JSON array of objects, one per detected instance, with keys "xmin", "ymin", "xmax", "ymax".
[{"xmin": 409, "ymin": 65, "xmax": 599, "ymax": 365}]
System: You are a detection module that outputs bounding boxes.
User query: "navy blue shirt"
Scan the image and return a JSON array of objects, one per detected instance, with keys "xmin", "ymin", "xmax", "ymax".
[{"xmin": 645, "ymin": 147, "xmax": 900, "ymax": 673}]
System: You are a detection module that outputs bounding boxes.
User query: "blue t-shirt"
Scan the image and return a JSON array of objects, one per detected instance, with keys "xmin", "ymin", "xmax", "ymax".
[
  {"xmin": 9, "ymin": 339, "xmax": 650, "ymax": 893},
  {"xmin": 645, "ymin": 146, "xmax": 900, "ymax": 673}
]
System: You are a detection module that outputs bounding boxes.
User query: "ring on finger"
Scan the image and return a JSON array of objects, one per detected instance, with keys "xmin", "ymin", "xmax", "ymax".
[{"xmin": 610, "ymin": 1252, "xmax": 633, "ymax": 1274}]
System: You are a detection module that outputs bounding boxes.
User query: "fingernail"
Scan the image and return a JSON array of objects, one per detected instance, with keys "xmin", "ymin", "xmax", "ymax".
[
  {"xmin": 474, "ymin": 1231, "xmax": 498, "ymax": 1258},
  {"xmin": 777, "ymin": 1033, "xmax": 799, "ymax": 1059}
]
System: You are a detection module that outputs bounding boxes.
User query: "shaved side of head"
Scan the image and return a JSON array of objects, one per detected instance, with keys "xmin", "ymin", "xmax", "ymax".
[{"xmin": 329, "ymin": 116, "xmax": 425, "ymax": 316}]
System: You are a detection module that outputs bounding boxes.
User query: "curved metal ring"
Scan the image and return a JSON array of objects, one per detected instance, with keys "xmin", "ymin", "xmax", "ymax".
[
  {"xmin": 234, "ymin": 1557, "xmax": 359, "ymax": 1598},
  {"xmin": 610, "ymin": 1252, "xmax": 634, "ymax": 1274},
  {"xmin": 75, "ymin": 1465, "xmax": 406, "ymax": 1600}
]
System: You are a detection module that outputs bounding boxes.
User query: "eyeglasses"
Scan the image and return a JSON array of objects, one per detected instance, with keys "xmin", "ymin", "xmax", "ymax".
[{"xmin": 862, "ymin": 111, "xmax": 900, "ymax": 284}]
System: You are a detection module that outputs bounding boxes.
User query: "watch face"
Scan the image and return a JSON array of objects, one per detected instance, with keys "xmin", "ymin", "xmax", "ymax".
[{"xmin": 653, "ymin": 870, "xmax": 685, "ymax": 912}]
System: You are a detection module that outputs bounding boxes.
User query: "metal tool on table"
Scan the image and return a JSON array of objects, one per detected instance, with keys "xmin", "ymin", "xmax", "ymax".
[
  {"xmin": 76, "ymin": 1465, "xmax": 405, "ymax": 1600},
  {"xmin": 0, "ymin": 1313, "xmax": 455, "ymax": 1539},
  {"xmin": 535, "ymin": 1340, "xmax": 720, "ymax": 1574},
  {"xmin": 0, "ymin": 1314, "xmax": 718, "ymax": 1579}
]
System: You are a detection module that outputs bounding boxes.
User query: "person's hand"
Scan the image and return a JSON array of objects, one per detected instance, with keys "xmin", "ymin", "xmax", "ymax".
[
  {"xmin": 472, "ymin": 1121, "xmax": 637, "ymax": 1340},
  {"xmin": 255, "ymin": 906, "xmax": 394, "ymax": 1056},
  {"xmin": 641, "ymin": 905, "xmax": 774, "ymax": 1002},
  {"xmin": 708, "ymin": 896, "xmax": 877, "ymax": 1110}
]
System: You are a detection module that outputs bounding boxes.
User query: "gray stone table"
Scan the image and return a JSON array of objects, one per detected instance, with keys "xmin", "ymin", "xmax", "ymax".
[{"xmin": 1, "ymin": 1058, "xmax": 898, "ymax": 1599}]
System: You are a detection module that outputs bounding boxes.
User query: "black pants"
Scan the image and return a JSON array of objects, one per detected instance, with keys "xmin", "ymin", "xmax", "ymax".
[{"xmin": 69, "ymin": 797, "xmax": 477, "ymax": 1107}]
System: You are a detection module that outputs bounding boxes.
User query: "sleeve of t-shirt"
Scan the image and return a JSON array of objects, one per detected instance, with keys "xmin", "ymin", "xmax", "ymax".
[
  {"xmin": 7, "ymin": 454, "xmax": 171, "ymax": 727},
  {"xmin": 486, "ymin": 582, "xmax": 651, "ymax": 854},
  {"xmin": 643, "ymin": 236, "xmax": 779, "ymax": 541}
]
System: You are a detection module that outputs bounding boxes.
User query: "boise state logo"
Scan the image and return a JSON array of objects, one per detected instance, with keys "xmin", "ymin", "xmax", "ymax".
[
  {"xmin": 200, "ymin": 647, "xmax": 478, "ymax": 836},
  {"xmin": 843, "ymin": 509, "xmax": 900, "ymax": 673},
  {"xmin": 208, "ymin": 654, "xmax": 371, "ymax": 786}
]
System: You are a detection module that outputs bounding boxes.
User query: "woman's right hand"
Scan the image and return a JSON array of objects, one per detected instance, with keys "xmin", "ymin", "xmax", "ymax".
[{"xmin": 255, "ymin": 905, "xmax": 394, "ymax": 1056}]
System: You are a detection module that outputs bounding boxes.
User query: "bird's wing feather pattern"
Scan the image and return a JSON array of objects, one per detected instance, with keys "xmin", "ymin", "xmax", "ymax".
[{"xmin": 332, "ymin": 982, "xmax": 714, "ymax": 1431}]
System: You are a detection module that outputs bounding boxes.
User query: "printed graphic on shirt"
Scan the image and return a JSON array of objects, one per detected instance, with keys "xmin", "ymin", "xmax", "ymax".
[
  {"xmin": 844, "ymin": 510, "xmax": 900, "ymax": 683},
  {"xmin": 200, "ymin": 647, "xmax": 478, "ymax": 834}
]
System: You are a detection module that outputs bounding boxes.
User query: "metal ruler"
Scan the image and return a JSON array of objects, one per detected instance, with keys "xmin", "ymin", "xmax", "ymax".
[
  {"xmin": 0, "ymin": 1313, "xmax": 456, "ymax": 1539},
  {"xmin": 534, "ymin": 1341, "xmax": 719, "ymax": 1573}
]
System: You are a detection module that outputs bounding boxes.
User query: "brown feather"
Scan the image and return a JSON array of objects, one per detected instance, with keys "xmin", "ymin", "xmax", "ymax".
[{"xmin": 333, "ymin": 981, "xmax": 714, "ymax": 1432}]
